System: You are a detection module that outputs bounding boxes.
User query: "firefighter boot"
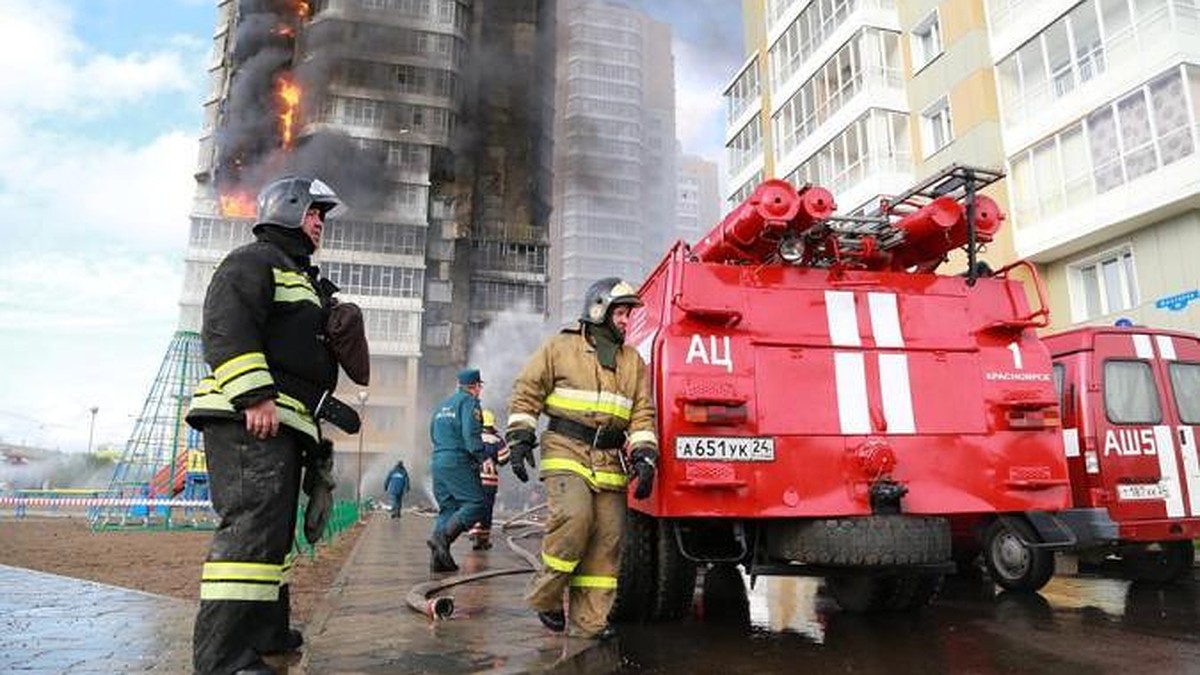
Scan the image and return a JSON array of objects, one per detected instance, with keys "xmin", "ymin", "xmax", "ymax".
[
  {"xmin": 472, "ymin": 530, "xmax": 492, "ymax": 550},
  {"xmin": 429, "ymin": 520, "xmax": 467, "ymax": 573},
  {"xmin": 427, "ymin": 529, "xmax": 458, "ymax": 573}
]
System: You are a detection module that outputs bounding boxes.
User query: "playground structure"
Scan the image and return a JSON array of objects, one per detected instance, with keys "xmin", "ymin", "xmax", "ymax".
[{"xmin": 90, "ymin": 331, "xmax": 215, "ymax": 530}]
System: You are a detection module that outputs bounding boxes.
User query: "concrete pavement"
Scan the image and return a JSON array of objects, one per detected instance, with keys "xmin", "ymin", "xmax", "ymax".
[{"xmin": 0, "ymin": 512, "xmax": 616, "ymax": 674}]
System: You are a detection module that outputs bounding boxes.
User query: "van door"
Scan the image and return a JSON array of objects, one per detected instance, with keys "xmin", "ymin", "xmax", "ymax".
[
  {"xmin": 1052, "ymin": 357, "xmax": 1092, "ymax": 507},
  {"xmin": 1093, "ymin": 332, "xmax": 1194, "ymax": 524},
  {"xmin": 1155, "ymin": 333, "xmax": 1200, "ymax": 521}
]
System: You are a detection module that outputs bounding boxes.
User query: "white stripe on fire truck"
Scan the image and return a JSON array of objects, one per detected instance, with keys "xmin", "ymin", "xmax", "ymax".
[
  {"xmin": 1155, "ymin": 335, "xmax": 1177, "ymax": 361},
  {"xmin": 825, "ymin": 291, "xmax": 861, "ymax": 347},
  {"xmin": 834, "ymin": 352, "xmax": 871, "ymax": 434},
  {"xmin": 1062, "ymin": 428, "xmax": 1080, "ymax": 457},
  {"xmin": 1132, "ymin": 334, "xmax": 1155, "ymax": 359},
  {"xmin": 1177, "ymin": 426, "xmax": 1200, "ymax": 517},
  {"xmin": 867, "ymin": 293, "xmax": 904, "ymax": 348},
  {"xmin": 878, "ymin": 353, "xmax": 915, "ymax": 434},
  {"xmin": 1153, "ymin": 425, "xmax": 1187, "ymax": 518}
]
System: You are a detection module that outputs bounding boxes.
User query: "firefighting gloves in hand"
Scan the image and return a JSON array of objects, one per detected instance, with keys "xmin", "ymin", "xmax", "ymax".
[
  {"xmin": 630, "ymin": 446, "xmax": 658, "ymax": 500},
  {"xmin": 303, "ymin": 440, "xmax": 337, "ymax": 545},
  {"xmin": 506, "ymin": 428, "xmax": 537, "ymax": 483}
]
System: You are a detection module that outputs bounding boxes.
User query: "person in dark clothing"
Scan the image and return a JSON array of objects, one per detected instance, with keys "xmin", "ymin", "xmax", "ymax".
[
  {"xmin": 385, "ymin": 460, "xmax": 410, "ymax": 518},
  {"xmin": 426, "ymin": 368, "xmax": 487, "ymax": 573},
  {"xmin": 469, "ymin": 409, "xmax": 509, "ymax": 550},
  {"xmin": 186, "ymin": 175, "xmax": 344, "ymax": 675}
]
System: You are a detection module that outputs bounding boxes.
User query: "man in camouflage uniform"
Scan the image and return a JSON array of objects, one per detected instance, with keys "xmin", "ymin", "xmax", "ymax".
[{"xmin": 506, "ymin": 278, "xmax": 659, "ymax": 640}]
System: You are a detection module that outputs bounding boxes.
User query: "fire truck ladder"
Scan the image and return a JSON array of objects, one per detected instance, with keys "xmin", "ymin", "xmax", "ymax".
[
  {"xmin": 809, "ymin": 164, "xmax": 1003, "ymax": 274},
  {"xmin": 882, "ymin": 164, "xmax": 1004, "ymax": 283}
]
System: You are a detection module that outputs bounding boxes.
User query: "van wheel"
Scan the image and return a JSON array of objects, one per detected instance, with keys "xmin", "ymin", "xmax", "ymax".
[
  {"xmin": 1122, "ymin": 540, "xmax": 1195, "ymax": 583},
  {"xmin": 611, "ymin": 509, "xmax": 656, "ymax": 623},
  {"xmin": 653, "ymin": 520, "xmax": 697, "ymax": 620},
  {"xmin": 982, "ymin": 518, "xmax": 1054, "ymax": 592}
]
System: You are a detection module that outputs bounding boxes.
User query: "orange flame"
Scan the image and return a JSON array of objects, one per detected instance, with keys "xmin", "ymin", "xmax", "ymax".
[
  {"xmin": 296, "ymin": 1, "xmax": 310, "ymax": 19},
  {"xmin": 220, "ymin": 192, "xmax": 257, "ymax": 218},
  {"xmin": 277, "ymin": 74, "xmax": 302, "ymax": 148}
]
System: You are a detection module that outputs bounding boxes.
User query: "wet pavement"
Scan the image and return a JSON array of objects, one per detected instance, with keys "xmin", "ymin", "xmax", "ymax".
[
  {"xmin": 0, "ymin": 565, "xmax": 194, "ymax": 672},
  {"xmin": 0, "ymin": 513, "xmax": 608, "ymax": 674},
  {"xmin": 4, "ymin": 513, "xmax": 1200, "ymax": 674},
  {"xmin": 297, "ymin": 513, "xmax": 613, "ymax": 674}
]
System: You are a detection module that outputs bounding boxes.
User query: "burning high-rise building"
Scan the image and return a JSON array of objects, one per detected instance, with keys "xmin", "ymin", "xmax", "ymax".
[{"xmin": 177, "ymin": 0, "xmax": 554, "ymax": 474}]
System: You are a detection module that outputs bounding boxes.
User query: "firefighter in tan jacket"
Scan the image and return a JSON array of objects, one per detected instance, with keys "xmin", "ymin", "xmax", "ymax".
[{"xmin": 506, "ymin": 278, "xmax": 658, "ymax": 640}]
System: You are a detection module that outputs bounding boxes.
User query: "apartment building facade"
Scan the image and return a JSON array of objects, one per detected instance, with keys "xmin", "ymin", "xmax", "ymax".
[
  {"xmin": 676, "ymin": 151, "xmax": 723, "ymax": 246},
  {"xmin": 179, "ymin": 0, "xmax": 553, "ymax": 466},
  {"xmin": 550, "ymin": 0, "xmax": 678, "ymax": 324},
  {"xmin": 732, "ymin": 0, "xmax": 1200, "ymax": 335}
]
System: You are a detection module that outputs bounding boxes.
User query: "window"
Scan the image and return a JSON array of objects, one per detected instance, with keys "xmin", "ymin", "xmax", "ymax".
[
  {"xmin": 1104, "ymin": 360, "xmax": 1161, "ymax": 424},
  {"xmin": 1070, "ymin": 247, "xmax": 1139, "ymax": 320},
  {"xmin": 1169, "ymin": 363, "xmax": 1200, "ymax": 424},
  {"xmin": 1052, "ymin": 362, "xmax": 1065, "ymax": 404},
  {"xmin": 910, "ymin": 10, "xmax": 942, "ymax": 71},
  {"xmin": 921, "ymin": 97, "xmax": 953, "ymax": 157}
]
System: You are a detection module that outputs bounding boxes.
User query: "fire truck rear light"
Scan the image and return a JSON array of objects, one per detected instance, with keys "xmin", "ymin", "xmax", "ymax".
[{"xmin": 684, "ymin": 403, "xmax": 748, "ymax": 425}]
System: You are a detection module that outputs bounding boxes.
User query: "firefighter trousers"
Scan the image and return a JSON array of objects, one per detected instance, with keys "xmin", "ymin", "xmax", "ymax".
[
  {"xmin": 526, "ymin": 474, "xmax": 625, "ymax": 637},
  {"xmin": 193, "ymin": 420, "xmax": 304, "ymax": 675},
  {"xmin": 431, "ymin": 451, "xmax": 486, "ymax": 540}
]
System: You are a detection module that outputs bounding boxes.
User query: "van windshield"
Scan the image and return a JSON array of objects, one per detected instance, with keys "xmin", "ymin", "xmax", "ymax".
[
  {"xmin": 1168, "ymin": 362, "xmax": 1200, "ymax": 424},
  {"xmin": 1104, "ymin": 360, "xmax": 1161, "ymax": 424}
]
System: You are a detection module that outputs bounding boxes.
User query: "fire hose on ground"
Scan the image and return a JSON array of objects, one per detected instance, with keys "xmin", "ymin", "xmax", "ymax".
[{"xmin": 405, "ymin": 503, "xmax": 546, "ymax": 619}]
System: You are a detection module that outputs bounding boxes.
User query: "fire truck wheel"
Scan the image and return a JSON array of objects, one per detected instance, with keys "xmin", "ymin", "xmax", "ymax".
[
  {"xmin": 982, "ymin": 518, "xmax": 1053, "ymax": 592},
  {"xmin": 1121, "ymin": 540, "xmax": 1196, "ymax": 583},
  {"xmin": 769, "ymin": 515, "xmax": 950, "ymax": 565},
  {"xmin": 611, "ymin": 509, "xmax": 657, "ymax": 623},
  {"xmin": 653, "ymin": 520, "xmax": 697, "ymax": 620}
]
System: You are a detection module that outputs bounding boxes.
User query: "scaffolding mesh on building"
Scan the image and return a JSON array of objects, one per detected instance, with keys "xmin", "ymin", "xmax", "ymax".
[{"xmin": 91, "ymin": 330, "xmax": 214, "ymax": 530}]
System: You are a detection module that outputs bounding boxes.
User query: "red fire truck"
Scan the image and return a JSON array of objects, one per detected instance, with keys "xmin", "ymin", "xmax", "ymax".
[
  {"xmin": 967, "ymin": 325, "xmax": 1200, "ymax": 591},
  {"xmin": 613, "ymin": 166, "xmax": 1070, "ymax": 616}
]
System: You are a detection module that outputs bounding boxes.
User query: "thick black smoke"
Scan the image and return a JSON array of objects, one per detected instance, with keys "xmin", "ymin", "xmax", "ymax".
[{"xmin": 215, "ymin": 0, "xmax": 306, "ymax": 193}]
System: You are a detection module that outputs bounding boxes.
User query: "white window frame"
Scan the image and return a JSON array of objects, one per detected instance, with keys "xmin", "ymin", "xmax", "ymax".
[
  {"xmin": 920, "ymin": 96, "xmax": 954, "ymax": 158},
  {"xmin": 1068, "ymin": 244, "xmax": 1140, "ymax": 322},
  {"xmin": 910, "ymin": 9, "xmax": 943, "ymax": 73}
]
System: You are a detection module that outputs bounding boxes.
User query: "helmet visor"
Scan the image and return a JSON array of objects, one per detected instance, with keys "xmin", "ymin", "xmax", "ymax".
[{"xmin": 309, "ymin": 178, "xmax": 344, "ymax": 218}]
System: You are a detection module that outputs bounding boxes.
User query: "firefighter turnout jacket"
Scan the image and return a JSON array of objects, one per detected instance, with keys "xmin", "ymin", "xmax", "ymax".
[
  {"xmin": 186, "ymin": 235, "xmax": 338, "ymax": 443},
  {"xmin": 507, "ymin": 323, "xmax": 658, "ymax": 491},
  {"xmin": 479, "ymin": 429, "xmax": 509, "ymax": 488}
]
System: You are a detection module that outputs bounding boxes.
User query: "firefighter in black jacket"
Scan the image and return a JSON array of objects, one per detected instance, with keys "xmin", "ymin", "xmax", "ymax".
[{"xmin": 186, "ymin": 176, "xmax": 343, "ymax": 675}]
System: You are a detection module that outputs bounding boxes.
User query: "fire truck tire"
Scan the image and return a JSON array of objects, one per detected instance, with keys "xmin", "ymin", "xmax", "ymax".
[
  {"xmin": 1121, "ymin": 540, "xmax": 1195, "ymax": 583},
  {"xmin": 770, "ymin": 515, "xmax": 950, "ymax": 566},
  {"xmin": 611, "ymin": 508, "xmax": 657, "ymax": 623},
  {"xmin": 982, "ymin": 518, "xmax": 1054, "ymax": 592},
  {"xmin": 652, "ymin": 520, "xmax": 697, "ymax": 620}
]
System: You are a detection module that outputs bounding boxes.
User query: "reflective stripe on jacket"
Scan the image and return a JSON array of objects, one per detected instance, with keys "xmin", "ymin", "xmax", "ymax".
[
  {"xmin": 185, "ymin": 237, "xmax": 338, "ymax": 443},
  {"xmin": 506, "ymin": 323, "xmax": 657, "ymax": 492}
]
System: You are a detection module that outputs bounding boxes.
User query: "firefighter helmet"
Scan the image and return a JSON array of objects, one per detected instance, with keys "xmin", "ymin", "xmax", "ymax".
[
  {"xmin": 581, "ymin": 277, "xmax": 642, "ymax": 325},
  {"xmin": 254, "ymin": 175, "xmax": 343, "ymax": 230},
  {"xmin": 482, "ymin": 409, "xmax": 496, "ymax": 428}
]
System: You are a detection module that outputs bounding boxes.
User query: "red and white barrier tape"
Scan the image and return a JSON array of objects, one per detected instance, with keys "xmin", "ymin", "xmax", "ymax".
[{"xmin": 0, "ymin": 497, "xmax": 213, "ymax": 508}]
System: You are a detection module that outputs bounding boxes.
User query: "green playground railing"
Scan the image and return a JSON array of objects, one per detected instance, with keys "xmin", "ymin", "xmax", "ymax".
[{"xmin": 292, "ymin": 499, "xmax": 363, "ymax": 559}]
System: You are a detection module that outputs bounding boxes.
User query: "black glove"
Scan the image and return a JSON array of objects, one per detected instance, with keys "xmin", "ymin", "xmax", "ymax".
[
  {"xmin": 506, "ymin": 427, "xmax": 537, "ymax": 483},
  {"xmin": 629, "ymin": 446, "xmax": 657, "ymax": 500},
  {"xmin": 303, "ymin": 440, "xmax": 337, "ymax": 544}
]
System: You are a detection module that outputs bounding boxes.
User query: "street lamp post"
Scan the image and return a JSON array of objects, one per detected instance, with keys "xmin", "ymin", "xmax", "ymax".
[
  {"xmin": 86, "ymin": 406, "xmax": 99, "ymax": 454},
  {"xmin": 355, "ymin": 390, "xmax": 368, "ymax": 513}
]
